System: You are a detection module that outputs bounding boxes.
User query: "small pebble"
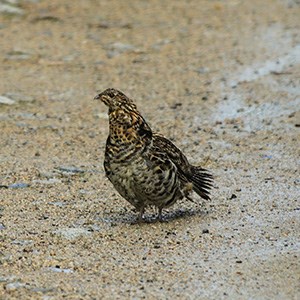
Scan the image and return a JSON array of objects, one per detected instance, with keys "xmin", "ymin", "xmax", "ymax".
[
  {"xmin": 9, "ymin": 183, "xmax": 30, "ymax": 189},
  {"xmin": 106, "ymin": 42, "xmax": 136, "ymax": 58},
  {"xmin": 0, "ymin": 96, "xmax": 15, "ymax": 105},
  {"xmin": 5, "ymin": 282, "xmax": 26, "ymax": 291},
  {"xmin": 0, "ymin": 3, "xmax": 24, "ymax": 15},
  {"xmin": 55, "ymin": 166, "xmax": 85, "ymax": 175},
  {"xmin": 32, "ymin": 178, "xmax": 61, "ymax": 185},
  {"xmin": 47, "ymin": 267, "xmax": 73, "ymax": 273},
  {"xmin": 54, "ymin": 228, "xmax": 91, "ymax": 240}
]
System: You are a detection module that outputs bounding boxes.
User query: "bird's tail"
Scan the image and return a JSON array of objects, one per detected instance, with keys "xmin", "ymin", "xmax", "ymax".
[{"xmin": 189, "ymin": 166, "xmax": 213, "ymax": 200}]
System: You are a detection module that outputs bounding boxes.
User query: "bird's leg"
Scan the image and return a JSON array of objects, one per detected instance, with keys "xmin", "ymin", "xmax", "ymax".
[
  {"xmin": 183, "ymin": 183, "xmax": 195, "ymax": 203},
  {"xmin": 186, "ymin": 195, "xmax": 195, "ymax": 203},
  {"xmin": 157, "ymin": 207, "xmax": 163, "ymax": 221},
  {"xmin": 138, "ymin": 207, "xmax": 145, "ymax": 222}
]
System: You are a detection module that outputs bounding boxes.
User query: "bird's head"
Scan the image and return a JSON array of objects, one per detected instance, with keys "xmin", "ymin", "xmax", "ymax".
[
  {"xmin": 94, "ymin": 88, "xmax": 152, "ymax": 142},
  {"xmin": 94, "ymin": 88, "xmax": 137, "ymax": 112}
]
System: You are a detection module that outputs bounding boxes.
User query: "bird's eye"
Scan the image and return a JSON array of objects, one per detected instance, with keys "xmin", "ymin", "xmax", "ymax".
[{"xmin": 107, "ymin": 91, "xmax": 115, "ymax": 98}]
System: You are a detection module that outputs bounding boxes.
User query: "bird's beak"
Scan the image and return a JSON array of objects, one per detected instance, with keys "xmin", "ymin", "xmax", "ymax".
[{"xmin": 94, "ymin": 94, "xmax": 101, "ymax": 100}]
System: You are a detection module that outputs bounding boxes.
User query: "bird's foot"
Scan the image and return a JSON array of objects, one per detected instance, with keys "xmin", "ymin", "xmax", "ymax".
[
  {"xmin": 157, "ymin": 208, "xmax": 164, "ymax": 222},
  {"xmin": 137, "ymin": 207, "xmax": 145, "ymax": 223}
]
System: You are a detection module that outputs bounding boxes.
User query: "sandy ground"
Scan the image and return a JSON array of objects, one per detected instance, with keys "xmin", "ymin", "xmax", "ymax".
[{"xmin": 0, "ymin": 0, "xmax": 299, "ymax": 299}]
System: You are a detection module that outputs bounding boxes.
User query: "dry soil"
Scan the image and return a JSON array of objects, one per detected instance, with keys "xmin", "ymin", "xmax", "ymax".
[{"xmin": 0, "ymin": 0, "xmax": 299, "ymax": 299}]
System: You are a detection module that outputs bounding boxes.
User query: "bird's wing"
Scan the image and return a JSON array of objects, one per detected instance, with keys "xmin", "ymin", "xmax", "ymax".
[
  {"xmin": 152, "ymin": 133, "xmax": 213, "ymax": 200},
  {"xmin": 152, "ymin": 133, "xmax": 191, "ymax": 176}
]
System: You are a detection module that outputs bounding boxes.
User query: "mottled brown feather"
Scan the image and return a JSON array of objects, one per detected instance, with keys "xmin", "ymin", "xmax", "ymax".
[{"xmin": 94, "ymin": 88, "xmax": 213, "ymax": 221}]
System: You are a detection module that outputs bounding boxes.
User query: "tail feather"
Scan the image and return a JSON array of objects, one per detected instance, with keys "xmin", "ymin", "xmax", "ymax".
[{"xmin": 190, "ymin": 166, "xmax": 213, "ymax": 200}]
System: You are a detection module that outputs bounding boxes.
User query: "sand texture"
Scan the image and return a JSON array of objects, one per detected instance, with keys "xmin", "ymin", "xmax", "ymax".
[{"xmin": 0, "ymin": 0, "xmax": 299, "ymax": 299}]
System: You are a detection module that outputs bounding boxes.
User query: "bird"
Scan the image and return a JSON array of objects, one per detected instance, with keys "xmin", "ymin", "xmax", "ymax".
[{"xmin": 94, "ymin": 88, "xmax": 213, "ymax": 221}]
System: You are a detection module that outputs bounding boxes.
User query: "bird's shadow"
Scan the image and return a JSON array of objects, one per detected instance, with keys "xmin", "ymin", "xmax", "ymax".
[{"xmin": 99, "ymin": 206, "xmax": 209, "ymax": 225}]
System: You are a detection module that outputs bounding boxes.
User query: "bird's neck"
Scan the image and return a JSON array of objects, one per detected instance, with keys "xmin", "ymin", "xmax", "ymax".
[{"xmin": 107, "ymin": 109, "xmax": 145, "ymax": 145}]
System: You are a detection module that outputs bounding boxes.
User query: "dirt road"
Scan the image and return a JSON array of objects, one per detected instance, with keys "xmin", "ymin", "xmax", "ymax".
[{"xmin": 0, "ymin": 0, "xmax": 299, "ymax": 299}]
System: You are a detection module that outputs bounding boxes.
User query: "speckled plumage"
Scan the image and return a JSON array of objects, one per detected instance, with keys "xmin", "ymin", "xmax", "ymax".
[{"xmin": 94, "ymin": 88, "xmax": 213, "ymax": 221}]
